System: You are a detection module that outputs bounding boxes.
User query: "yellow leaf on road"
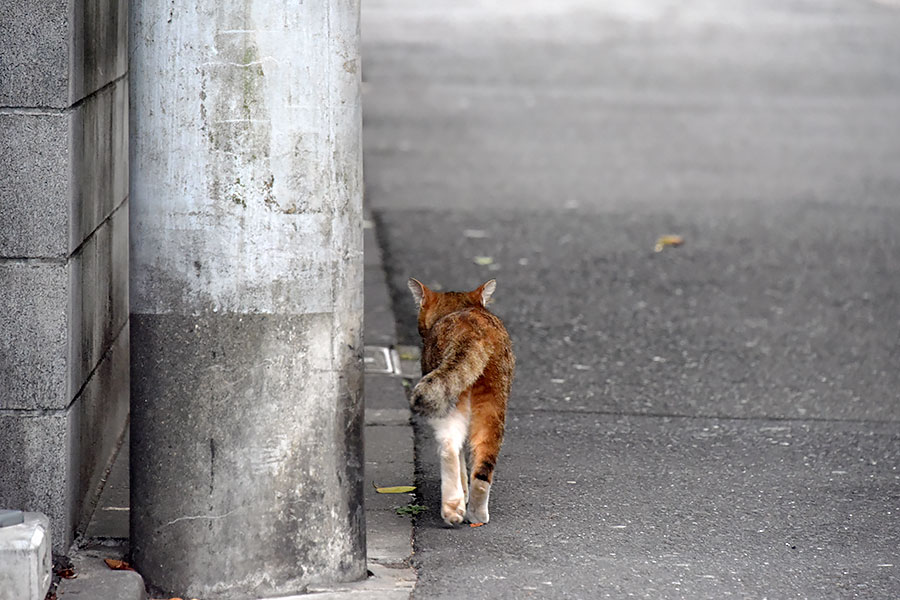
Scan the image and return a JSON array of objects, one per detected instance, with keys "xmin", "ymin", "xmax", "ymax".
[
  {"xmin": 654, "ymin": 235, "xmax": 685, "ymax": 252},
  {"xmin": 374, "ymin": 485, "xmax": 416, "ymax": 494}
]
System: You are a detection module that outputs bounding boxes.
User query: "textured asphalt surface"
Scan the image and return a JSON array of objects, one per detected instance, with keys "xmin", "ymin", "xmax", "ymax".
[{"xmin": 361, "ymin": 1, "xmax": 900, "ymax": 598}]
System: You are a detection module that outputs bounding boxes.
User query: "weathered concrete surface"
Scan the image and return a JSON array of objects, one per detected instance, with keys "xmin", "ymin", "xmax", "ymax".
[
  {"xmin": 69, "ymin": 324, "xmax": 131, "ymax": 541},
  {"xmin": 0, "ymin": 220, "xmax": 129, "ymax": 552},
  {"xmin": 0, "ymin": 261, "xmax": 69, "ymax": 408},
  {"xmin": 129, "ymin": 1, "xmax": 365, "ymax": 597},
  {"xmin": 0, "ymin": 0, "xmax": 129, "ymax": 554},
  {"xmin": 0, "ymin": 326, "xmax": 129, "ymax": 554},
  {"xmin": 70, "ymin": 80, "xmax": 130, "ymax": 253},
  {"xmin": 70, "ymin": 0, "xmax": 128, "ymax": 104},
  {"xmin": 83, "ymin": 429, "xmax": 130, "ymax": 541},
  {"xmin": 0, "ymin": 78, "xmax": 128, "ymax": 259},
  {"xmin": 57, "ymin": 553, "xmax": 146, "ymax": 600},
  {"xmin": 0, "ymin": 414, "xmax": 70, "ymax": 542},
  {"xmin": 0, "ymin": 112, "xmax": 69, "ymax": 257},
  {"xmin": 130, "ymin": 1, "xmax": 362, "ymax": 317},
  {"xmin": 0, "ymin": 3, "xmax": 68, "ymax": 107},
  {"xmin": 0, "ymin": 200, "xmax": 128, "ymax": 552},
  {"xmin": 0, "ymin": 156, "xmax": 128, "ymax": 413},
  {"xmin": 0, "ymin": 512, "xmax": 51, "ymax": 600},
  {"xmin": 69, "ymin": 202, "xmax": 130, "ymax": 409},
  {"xmin": 130, "ymin": 313, "xmax": 364, "ymax": 597},
  {"xmin": 0, "ymin": 0, "xmax": 127, "ymax": 107}
]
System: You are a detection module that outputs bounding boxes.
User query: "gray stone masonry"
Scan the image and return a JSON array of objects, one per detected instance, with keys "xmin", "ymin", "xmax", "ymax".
[{"xmin": 0, "ymin": 0, "xmax": 129, "ymax": 553}]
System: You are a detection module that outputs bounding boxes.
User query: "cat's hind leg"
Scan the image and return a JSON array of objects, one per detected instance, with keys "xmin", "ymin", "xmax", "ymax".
[
  {"xmin": 430, "ymin": 398, "xmax": 470, "ymax": 526},
  {"xmin": 467, "ymin": 390, "xmax": 506, "ymax": 524},
  {"xmin": 459, "ymin": 445, "xmax": 469, "ymax": 505}
]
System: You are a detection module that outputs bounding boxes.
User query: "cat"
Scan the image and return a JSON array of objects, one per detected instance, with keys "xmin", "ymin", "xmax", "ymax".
[{"xmin": 407, "ymin": 277, "xmax": 515, "ymax": 525}]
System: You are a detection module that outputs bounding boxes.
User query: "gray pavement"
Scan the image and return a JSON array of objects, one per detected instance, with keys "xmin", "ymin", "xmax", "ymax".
[{"xmin": 361, "ymin": 0, "xmax": 900, "ymax": 598}]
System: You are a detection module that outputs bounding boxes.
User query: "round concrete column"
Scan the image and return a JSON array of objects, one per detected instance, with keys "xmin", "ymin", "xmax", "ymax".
[{"xmin": 128, "ymin": 2, "xmax": 365, "ymax": 598}]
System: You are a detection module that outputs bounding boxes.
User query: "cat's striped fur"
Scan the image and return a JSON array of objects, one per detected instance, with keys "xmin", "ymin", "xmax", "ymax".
[{"xmin": 408, "ymin": 278, "xmax": 515, "ymax": 525}]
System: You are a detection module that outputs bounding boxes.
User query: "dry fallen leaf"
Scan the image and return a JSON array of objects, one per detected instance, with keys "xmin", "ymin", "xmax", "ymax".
[
  {"xmin": 654, "ymin": 235, "xmax": 685, "ymax": 252},
  {"xmin": 56, "ymin": 567, "xmax": 76, "ymax": 579},
  {"xmin": 104, "ymin": 558, "xmax": 135, "ymax": 571},
  {"xmin": 469, "ymin": 522, "xmax": 484, "ymax": 527},
  {"xmin": 374, "ymin": 484, "xmax": 416, "ymax": 494}
]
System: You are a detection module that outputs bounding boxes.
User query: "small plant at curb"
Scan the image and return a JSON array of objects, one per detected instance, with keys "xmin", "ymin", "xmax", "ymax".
[{"xmin": 395, "ymin": 504, "xmax": 427, "ymax": 517}]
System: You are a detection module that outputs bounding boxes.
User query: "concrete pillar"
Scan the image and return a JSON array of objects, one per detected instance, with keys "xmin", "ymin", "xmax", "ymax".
[
  {"xmin": 0, "ymin": 0, "xmax": 130, "ymax": 553},
  {"xmin": 128, "ymin": 1, "xmax": 365, "ymax": 598}
]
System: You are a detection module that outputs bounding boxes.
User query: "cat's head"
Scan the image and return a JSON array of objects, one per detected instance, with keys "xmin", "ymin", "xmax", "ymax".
[{"xmin": 407, "ymin": 278, "xmax": 496, "ymax": 334}]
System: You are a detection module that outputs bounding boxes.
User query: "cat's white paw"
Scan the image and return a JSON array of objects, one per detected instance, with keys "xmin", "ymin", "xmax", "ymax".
[
  {"xmin": 466, "ymin": 505, "xmax": 489, "ymax": 524},
  {"xmin": 441, "ymin": 496, "xmax": 466, "ymax": 526},
  {"xmin": 467, "ymin": 479, "xmax": 491, "ymax": 524}
]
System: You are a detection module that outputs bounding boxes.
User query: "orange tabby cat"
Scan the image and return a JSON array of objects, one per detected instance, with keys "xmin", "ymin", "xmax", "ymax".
[{"xmin": 407, "ymin": 278, "xmax": 515, "ymax": 525}]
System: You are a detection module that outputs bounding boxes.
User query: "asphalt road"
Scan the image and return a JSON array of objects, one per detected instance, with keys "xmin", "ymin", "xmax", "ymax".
[{"xmin": 361, "ymin": 1, "xmax": 900, "ymax": 598}]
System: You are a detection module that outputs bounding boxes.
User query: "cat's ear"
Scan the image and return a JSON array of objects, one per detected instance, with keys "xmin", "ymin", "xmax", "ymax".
[
  {"xmin": 408, "ymin": 277, "xmax": 429, "ymax": 308},
  {"xmin": 477, "ymin": 279, "xmax": 496, "ymax": 306}
]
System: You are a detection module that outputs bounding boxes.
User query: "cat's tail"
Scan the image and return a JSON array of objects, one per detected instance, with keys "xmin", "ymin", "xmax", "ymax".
[{"xmin": 410, "ymin": 343, "xmax": 491, "ymax": 417}]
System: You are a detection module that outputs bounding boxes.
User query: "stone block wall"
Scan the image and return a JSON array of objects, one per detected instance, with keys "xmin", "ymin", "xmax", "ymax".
[{"xmin": 0, "ymin": 0, "xmax": 129, "ymax": 552}]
